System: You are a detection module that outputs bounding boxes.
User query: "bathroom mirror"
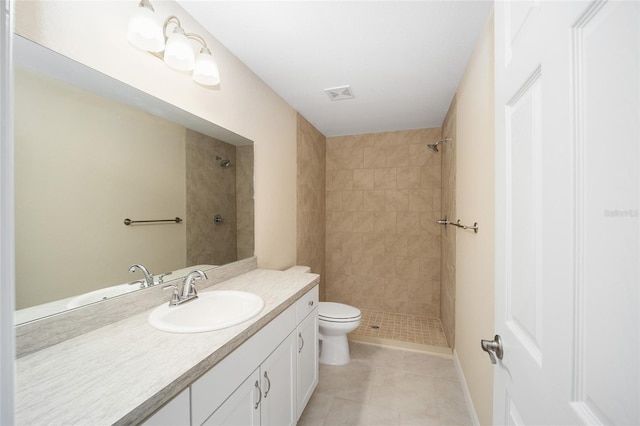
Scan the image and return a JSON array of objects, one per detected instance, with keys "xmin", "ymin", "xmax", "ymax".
[{"xmin": 13, "ymin": 35, "xmax": 254, "ymax": 323}]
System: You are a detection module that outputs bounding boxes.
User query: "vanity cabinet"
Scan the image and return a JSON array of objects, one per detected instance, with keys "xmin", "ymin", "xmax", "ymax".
[
  {"xmin": 191, "ymin": 284, "xmax": 319, "ymax": 426},
  {"xmin": 206, "ymin": 332, "xmax": 296, "ymax": 426}
]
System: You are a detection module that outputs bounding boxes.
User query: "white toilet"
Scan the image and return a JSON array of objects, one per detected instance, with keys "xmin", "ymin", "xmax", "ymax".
[{"xmin": 318, "ymin": 302, "xmax": 361, "ymax": 365}]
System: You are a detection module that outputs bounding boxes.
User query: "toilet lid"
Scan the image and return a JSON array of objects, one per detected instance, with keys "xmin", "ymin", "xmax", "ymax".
[{"xmin": 319, "ymin": 302, "xmax": 361, "ymax": 321}]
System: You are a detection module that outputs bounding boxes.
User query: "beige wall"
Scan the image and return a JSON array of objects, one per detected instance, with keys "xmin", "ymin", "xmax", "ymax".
[
  {"xmin": 296, "ymin": 114, "xmax": 326, "ymax": 300},
  {"xmin": 325, "ymin": 129, "xmax": 442, "ymax": 317},
  {"xmin": 15, "ymin": 0, "xmax": 297, "ymax": 271},
  {"xmin": 453, "ymin": 12, "xmax": 495, "ymax": 425},
  {"xmin": 441, "ymin": 97, "xmax": 457, "ymax": 347},
  {"xmin": 15, "ymin": 68, "xmax": 186, "ymax": 308}
]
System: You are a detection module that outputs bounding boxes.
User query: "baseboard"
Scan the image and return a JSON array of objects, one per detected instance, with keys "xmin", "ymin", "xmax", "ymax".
[{"xmin": 453, "ymin": 349, "xmax": 480, "ymax": 426}]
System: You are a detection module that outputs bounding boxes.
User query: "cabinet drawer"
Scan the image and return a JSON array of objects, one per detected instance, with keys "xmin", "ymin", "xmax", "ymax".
[{"xmin": 295, "ymin": 285, "xmax": 319, "ymax": 324}]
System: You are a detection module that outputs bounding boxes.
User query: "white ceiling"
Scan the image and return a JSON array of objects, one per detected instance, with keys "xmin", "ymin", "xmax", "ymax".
[{"xmin": 177, "ymin": 1, "xmax": 492, "ymax": 137}]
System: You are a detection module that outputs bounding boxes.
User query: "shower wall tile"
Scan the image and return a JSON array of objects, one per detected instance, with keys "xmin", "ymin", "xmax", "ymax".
[
  {"xmin": 375, "ymin": 168, "xmax": 396, "ymax": 189},
  {"xmin": 296, "ymin": 114, "xmax": 327, "ymax": 301},
  {"xmin": 364, "ymin": 190, "xmax": 386, "ymax": 211},
  {"xmin": 386, "ymin": 234, "xmax": 408, "ymax": 256},
  {"xmin": 396, "ymin": 167, "xmax": 422, "ymax": 189},
  {"xmin": 343, "ymin": 191, "xmax": 364, "ymax": 211},
  {"xmin": 326, "ymin": 191, "xmax": 342, "ymax": 212},
  {"xmin": 327, "ymin": 170, "xmax": 353, "ymax": 191},
  {"xmin": 386, "ymin": 189, "xmax": 409, "ymax": 211},
  {"xmin": 325, "ymin": 128, "xmax": 442, "ymax": 318},
  {"xmin": 375, "ymin": 212, "xmax": 397, "ymax": 233},
  {"xmin": 397, "ymin": 212, "xmax": 420, "ymax": 235},
  {"xmin": 441, "ymin": 97, "xmax": 457, "ymax": 347},
  {"xmin": 352, "ymin": 211, "xmax": 374, "ymax": 233},
  {"xmin": 353, "ymin": 169, "xmax": 375, "ymax": 189},
  {"xmin": 385, "ymin": 145, "xmax": 410, "ymax": 168}
]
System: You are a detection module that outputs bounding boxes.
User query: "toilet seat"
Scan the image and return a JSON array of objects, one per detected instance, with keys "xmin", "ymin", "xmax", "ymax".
[{"xmin": 319, "ymin": 302, "xmax": 361, "ymax": 323}]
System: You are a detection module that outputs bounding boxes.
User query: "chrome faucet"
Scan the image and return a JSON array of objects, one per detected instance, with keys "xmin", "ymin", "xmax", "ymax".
[
  {"xmin": 128, "ymin": 264, "xmax": 154, "ymax": 288},
  {"xmin": 181, "ymin": 269, "xmax": 208, "ymax": 299},
  {"xmin": 164, "ymin": 269, "xmax": 208, "ymax": 306}
]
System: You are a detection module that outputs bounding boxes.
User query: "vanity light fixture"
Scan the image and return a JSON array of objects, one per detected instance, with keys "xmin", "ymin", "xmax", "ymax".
[
  {"xmin": 126, "ymin": 0, "xmax": 164, "ymax": 52},
  {"xmin": 127, "ymin": 0, "xmax": 220, "ymax": 87}
]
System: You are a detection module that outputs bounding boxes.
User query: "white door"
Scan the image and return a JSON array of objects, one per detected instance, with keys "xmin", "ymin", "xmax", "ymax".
[{"xmin": 493, "ymin": 1, "xmax": 639, "ymax": 424}]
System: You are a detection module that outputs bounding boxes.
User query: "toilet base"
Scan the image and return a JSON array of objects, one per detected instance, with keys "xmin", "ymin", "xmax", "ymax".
[{"xmin": 319, "ymin": 333, "xmax": 351, "ymax": 365}]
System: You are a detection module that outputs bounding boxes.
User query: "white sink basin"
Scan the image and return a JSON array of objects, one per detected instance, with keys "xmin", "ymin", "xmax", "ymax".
[{"xmin": 148, "ymin": 291, "xmax": 265, "ymax": 333}]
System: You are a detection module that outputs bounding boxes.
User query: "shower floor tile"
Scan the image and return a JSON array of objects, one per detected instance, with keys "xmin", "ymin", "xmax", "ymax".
[{"xmin": 350, "ymin": 309, "xmax": 449, "ymax": 349}]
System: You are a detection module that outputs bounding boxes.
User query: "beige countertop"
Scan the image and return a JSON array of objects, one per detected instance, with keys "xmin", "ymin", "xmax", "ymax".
[{"xmin": 15, "ymin": 269, "xmax": 319, "ymax": 425}]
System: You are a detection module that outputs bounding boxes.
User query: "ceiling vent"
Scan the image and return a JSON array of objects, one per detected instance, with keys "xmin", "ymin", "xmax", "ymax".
[{"xmin": 324, "ymin": 85, "xmax": 354, "ymax": 101}]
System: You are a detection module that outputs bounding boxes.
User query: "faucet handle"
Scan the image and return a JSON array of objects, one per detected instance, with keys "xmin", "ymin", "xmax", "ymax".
[
  {"xmin": 157, "ymin": 272, "xmax": 173, "ymax": 285},
  {"xmin": 162, "ymin": 284, "xmax": 180, "ymax": 306},
  {"xmin": 188, "ymin": 281, "xmax": 198, "ymax": 298}
]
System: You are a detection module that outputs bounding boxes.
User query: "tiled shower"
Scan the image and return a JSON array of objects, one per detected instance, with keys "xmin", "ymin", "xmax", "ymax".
[{"xmin": 296, "ymin": 116, "xmax": 454, "ymax": 351}]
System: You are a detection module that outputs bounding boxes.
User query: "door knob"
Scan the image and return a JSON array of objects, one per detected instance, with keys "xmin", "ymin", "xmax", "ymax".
[{"xmin": 481, "ymin": 334, "xmax": 503, "ymax": 364}]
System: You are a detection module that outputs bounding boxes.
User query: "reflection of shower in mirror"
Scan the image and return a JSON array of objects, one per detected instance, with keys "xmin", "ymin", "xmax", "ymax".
[{"xmin": 216, "ymin": 155, "xmax": 232, "ymax": 167}]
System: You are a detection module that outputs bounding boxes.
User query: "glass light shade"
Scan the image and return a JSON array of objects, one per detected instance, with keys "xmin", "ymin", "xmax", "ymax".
[
  {"xmin": 164, "ymin": 28, "xmax": 195, "ymax": 71},
  {"xmin": 193, "ymin": 50, "xmax": 220, "ymax": 86},
  {"xmin": 127, "ymin": 3, "xmax": 164, "ymax": 52}
]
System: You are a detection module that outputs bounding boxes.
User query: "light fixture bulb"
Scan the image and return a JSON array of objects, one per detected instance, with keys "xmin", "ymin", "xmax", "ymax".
[
  {"xmin": 127, "ymin": 0, "xmax": 164, "ymax": 52},
  {"xmin": 193, "ymin": 48, "xmax": 220, "ymax": 86},
  {"xmin": 164, "ymin": 27, "xmax": 195, "ymax": 71}
]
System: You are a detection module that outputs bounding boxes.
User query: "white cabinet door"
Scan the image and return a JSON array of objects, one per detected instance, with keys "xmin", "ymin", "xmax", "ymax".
[
  {"xmin": 142, "ymin": 388, "xmax": 190, "ymax": 426},
  {"xmin": 296, "ymin": 308, "xmax": 318, "ymax": 420},
  {"xmin": 203, "ymin": 369, "xmax": 261, "ymax": 426},
  {"xmin": 260, "ymin": 332, "xmax": 296, "ymax": 426}
]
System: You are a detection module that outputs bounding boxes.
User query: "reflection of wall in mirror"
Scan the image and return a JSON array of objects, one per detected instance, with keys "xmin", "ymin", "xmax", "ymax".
[{"xmin": 15, "ymin": 67, "xmax": 187, "ymax": 309}]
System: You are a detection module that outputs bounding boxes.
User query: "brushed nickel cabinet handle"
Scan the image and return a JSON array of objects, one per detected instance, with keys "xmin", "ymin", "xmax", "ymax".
[{"xmin": 254, "ymin": 380, "xmax": 262, "ymax": 409}]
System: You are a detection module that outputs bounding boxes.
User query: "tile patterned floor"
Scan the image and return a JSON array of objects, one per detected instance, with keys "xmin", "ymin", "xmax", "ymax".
[
  {"xmin": 299, "ymin": 341, "xmax": 472, "ymax": 426},
  {"xmin": 350, "ymin": 309, "xmax": 449, "ymax": 348}
]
